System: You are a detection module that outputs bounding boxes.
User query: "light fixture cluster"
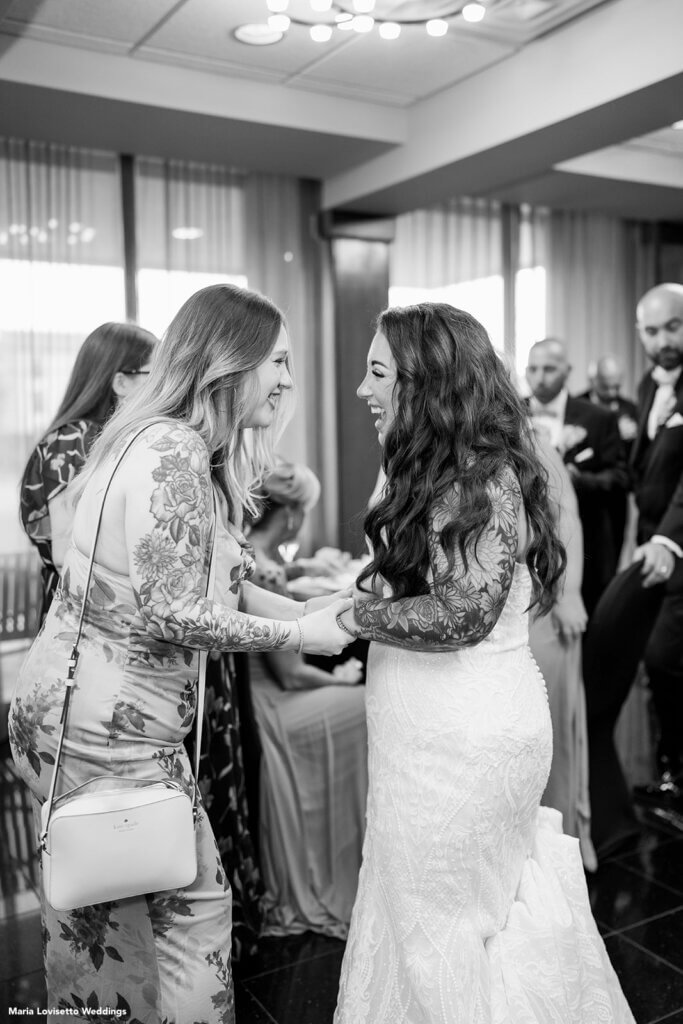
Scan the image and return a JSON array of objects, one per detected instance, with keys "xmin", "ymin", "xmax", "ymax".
[
  {"xmin": 235, "ymin": 1, "xmax": 487, "ymax": 46},
  {"xmin": 0, "ymin": 220, "xmax": 97, "ymax": 247}
]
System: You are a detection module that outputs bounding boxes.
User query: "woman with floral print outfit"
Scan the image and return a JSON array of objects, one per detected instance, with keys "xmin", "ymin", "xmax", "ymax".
[
  {"xmin": 9, "ymin": 284, "xmax": 353, "ymax": 1023},
  {"xmin": 20, "ymin": 321, "xmax": 157, "ymax": 621}
]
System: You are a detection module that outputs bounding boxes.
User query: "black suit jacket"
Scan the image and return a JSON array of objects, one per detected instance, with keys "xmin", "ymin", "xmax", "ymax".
[
  {"xmin": 562, "ymin": 396, "xmax": 626, "ymax": 491},
  {"xmin": 575, "ymin": 391, "xmax": 638, "ymax": 456},
  {"xmin": 528, "ymin": 395, "xmax": 627, "ymax": 613},
  {"xmin": 574, "ymin": 392, "xmax": 636, "ymax": 560},
  {"xmin": 630, "ymin": 371, "xmax": 683, "ymax": 548},
  {"xmin": 563, "ymin": 397, "xmax": 628, "ymax": 612}
]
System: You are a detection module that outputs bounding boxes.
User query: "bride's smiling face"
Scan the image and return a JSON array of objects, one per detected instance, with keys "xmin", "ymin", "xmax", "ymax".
[{"xmin": 357, "ymin": 332, "xmax": 398, "ymax": 444}]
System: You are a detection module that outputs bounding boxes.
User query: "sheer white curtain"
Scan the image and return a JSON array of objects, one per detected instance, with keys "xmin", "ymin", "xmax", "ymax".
[
  {"xmin": 245, "ymin": 175, "xmax": 334, "ymax": 547},
  {"xmin": 0, "ymin": 138, "xmax": 125, "ymax": 553},
  {"xmin": 134, "ymin": 161, "xmax": 332, "ymax": 546},
  {"xmin": 135, "ymin": 157, "xmax": 248, "ymax": 338},
  {"xmin": 389, "ymin": 197, "xmax": 505, "ymax": 350},
  {"xmin": 523, "ymin": 207, "xmax": 650, "ymax": 397}
]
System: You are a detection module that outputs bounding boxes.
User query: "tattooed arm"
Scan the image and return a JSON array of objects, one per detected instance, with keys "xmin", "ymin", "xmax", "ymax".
[
  {"xmin": 123, "ymin": 423, "xmax": 349, "ymax": 655},
  {"xmin": 240, "ymin": 580, "xmax": 305, "ymax": 620},
  {"xmin": 348, "ymin": 468, "xmax": 522, "ymax": 652}
]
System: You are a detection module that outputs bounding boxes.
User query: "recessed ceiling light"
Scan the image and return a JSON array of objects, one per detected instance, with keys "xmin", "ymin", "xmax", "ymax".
[
  {"xmin": 426, "ymin": 18, "xmax": 448, "ymax": 36},
  {"xmin": 234, "ymin": 23, "xmax": 284, "ymax": 45},
  {"xmin": 462, "ymin": 3, "xmax": 486, "ymax": 22},
  {"xmin": 172, "ymin": 227, "xmax": 204, "ymax": 240},
  {"xmin": 310, "ymin": 23, "xmax": 333, "ymax": 41},
  {"xmin": 378, "ymin": 21, "xmax": 401, "ymax": 39},
  {"xmin": 352, "ymin": 15, "xmax": 374, "ymax": 32},
  {"xmin": 268, "ymin": 14, "xmax": 290, "ymax": 31}
]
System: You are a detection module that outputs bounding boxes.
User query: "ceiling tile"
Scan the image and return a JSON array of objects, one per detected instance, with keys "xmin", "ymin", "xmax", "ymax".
[
  {"xmin": 140, "ymin": 0, "xmax": 349, "ymax": 80},
  {"xmin": 296, "ymin": 27, "xmax": 512, "ymax": 105},
  {"xmin": 4, "ymin": 0, "xmax": 179, "ymax": 46}
]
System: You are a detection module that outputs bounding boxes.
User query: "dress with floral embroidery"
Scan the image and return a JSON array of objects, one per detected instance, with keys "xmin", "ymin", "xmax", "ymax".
[
  {"xmin": 185, "ymin": 517, "xmax": 266, "ymax": 962},
  {"xmin": 20, "ymin": 419, "xmax": 100, "ymax": 620},
  {"xmin": 7, "ymin": 514, "xmax": 253, "ymax": 1022}
]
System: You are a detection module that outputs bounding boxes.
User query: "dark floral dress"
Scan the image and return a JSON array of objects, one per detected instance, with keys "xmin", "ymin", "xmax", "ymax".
[
  {"xmin": 20, "ymin": 419, "xmax": 100, "ymax": 620},
  {"xmin": 185, "ymin": 517, "xmax": 266, "ymax": 962}
]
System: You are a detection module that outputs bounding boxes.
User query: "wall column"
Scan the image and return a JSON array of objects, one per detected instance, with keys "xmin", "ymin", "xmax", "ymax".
[{"xmin": 323, "ymin": 214, "xmax": 394, "ymax": 555}]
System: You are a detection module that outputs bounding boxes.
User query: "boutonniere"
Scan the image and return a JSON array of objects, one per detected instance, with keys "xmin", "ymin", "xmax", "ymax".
[
  {"xmin": 559, "ymin": 424, "xmax": 587, "ymax": 455},
  {"xmin": 618, "ymin": 415, "xmax": 637, "ymax": 441}
]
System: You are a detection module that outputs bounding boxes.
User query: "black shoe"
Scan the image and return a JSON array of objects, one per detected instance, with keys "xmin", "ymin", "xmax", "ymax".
[{"xmin": 633, "ymin": 771, "xmax": 683, "ymax": 813}]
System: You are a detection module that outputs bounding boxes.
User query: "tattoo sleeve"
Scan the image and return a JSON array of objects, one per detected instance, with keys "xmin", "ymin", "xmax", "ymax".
[
  {"xmin": 128, "ymin": 425, "xmax": 291, "ymax": 653},
  {"xmin": 354, "ymin": 469, "xmax": 521, "ymax": 652}
]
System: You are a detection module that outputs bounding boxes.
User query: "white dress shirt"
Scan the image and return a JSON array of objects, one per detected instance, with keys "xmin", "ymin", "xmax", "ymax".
[
  {"xmin": 646, "ymin": 366, "xmax": 683, "ymax": 558},
  {"xmin": 647, "ymin": 366, "xmax": 681, "ymax": 441},
  {"xmin": 528, "ymin": 389, "xmax": 568, "ymax": 450}
]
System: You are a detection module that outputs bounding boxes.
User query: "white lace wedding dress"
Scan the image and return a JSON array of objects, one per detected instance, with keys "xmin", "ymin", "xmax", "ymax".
[{"xmin": 335, "ymin": 562, "xmax": 634, "ymax": 1024}]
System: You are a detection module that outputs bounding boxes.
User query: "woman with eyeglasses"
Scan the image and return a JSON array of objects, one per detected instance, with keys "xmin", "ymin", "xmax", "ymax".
[{"xmin": 20, "ymin": 321, "xmax": 157, "ymax": 620}]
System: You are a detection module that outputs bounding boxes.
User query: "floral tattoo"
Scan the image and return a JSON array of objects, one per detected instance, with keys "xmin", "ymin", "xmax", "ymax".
[
  {"xmin": 133, "ymin": 426, "xmax": 290, "ymax": 652},
  {"xmin": 354, "ymin": 468, "xmax": 521, "ymax": 651}
]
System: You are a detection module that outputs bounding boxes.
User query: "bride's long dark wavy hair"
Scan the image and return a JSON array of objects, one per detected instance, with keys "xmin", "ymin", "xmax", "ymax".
[{"xmin": 358, "ymin": 303, "xmax": 565, "ymax": 615}]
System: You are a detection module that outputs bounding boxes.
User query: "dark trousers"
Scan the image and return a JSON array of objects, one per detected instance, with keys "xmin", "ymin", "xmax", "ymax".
[{"xmin": 583, "ymin": 557, "xmax": 683, "ymax": 853}]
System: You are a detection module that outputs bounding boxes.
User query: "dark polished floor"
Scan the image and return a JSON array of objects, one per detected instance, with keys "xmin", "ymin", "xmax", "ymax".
[{"xmin": 3, "ymin": 742, "xmax": 683, "ymax": 1024}]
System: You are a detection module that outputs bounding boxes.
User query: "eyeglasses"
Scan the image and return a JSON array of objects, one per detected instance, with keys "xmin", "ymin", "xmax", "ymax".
[{"xmin": 121, "ymin": 370, "xmax": 151, "ymax": 376}]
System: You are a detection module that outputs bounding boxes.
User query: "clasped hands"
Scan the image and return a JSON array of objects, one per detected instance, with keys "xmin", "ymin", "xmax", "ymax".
[{"xmin": 297, "ymin": 587, "xmax": 360, "ymax": 655}]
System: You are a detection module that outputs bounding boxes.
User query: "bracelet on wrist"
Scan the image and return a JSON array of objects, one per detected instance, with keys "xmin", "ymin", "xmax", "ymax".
[
  {"xmin": 294, "ymin": 618, "xmax": 305, "ymax": 655},
  {"xmin": 336, "ymin": 613, "xmax": 358, "ymax": 638}
]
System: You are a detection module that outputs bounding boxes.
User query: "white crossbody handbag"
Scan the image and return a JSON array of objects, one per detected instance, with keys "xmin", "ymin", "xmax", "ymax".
[{"xmin": 38, "ymin": 422, "xmax": 217, "ymax": 912}]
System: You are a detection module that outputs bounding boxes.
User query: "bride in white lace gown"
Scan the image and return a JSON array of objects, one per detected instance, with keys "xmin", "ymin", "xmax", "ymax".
[{"xmin": 335, "ymin": 303, "xmax": 634, "ymax": 1024}]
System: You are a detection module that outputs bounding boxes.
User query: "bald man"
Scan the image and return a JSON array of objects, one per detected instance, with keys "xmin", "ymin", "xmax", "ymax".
[
  {"xmin": 584, "ymin": 283, "xmax": 683, "ymax": 852},
  {"xmin": 578, "ymin": 355, "xmax": 638, "ymax": 568},
  {"xmin": 581, "ymin": 355, "xmax": 638, "ymax": 424},
  {"xmin": 526, "ymin": 338, "xmax": 627, "ymax": 616}
]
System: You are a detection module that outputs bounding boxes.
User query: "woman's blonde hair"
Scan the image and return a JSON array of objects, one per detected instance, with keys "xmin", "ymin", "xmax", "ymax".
[{"xmin": 70, "ymin": 283, "xmax": 294, "ymax": 523}]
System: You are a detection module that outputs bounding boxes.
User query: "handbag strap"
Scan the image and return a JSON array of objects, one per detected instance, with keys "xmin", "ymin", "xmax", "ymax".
[{"xmin": 40, "ymin": 421, "xmax": 218, "ymax": 844}]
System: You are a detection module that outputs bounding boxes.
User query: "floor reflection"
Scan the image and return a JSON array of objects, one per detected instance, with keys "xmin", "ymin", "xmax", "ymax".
[{"xmin": 2, "ymin": 737, "xmax": 683, "ymax": 1024}]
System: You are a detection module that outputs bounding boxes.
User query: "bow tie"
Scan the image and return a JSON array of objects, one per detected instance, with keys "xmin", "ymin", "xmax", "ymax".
[{"xmin": 652, "ymin": 365, "xmax": 681, "ymax": 387}]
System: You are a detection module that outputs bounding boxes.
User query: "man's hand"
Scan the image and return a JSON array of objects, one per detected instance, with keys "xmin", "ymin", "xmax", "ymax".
[{"xmin": 632, "ymin": 541, "xmax": 676, "ymax": 588}]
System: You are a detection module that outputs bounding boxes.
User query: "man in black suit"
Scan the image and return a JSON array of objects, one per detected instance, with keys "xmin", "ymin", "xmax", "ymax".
[
  {"xmin": 526, "ymin": 338, "xmax": 628, "ymax": 616},
  {"xmin": 583, "ymin": 283, "xmax": 683, "ymax": 854},
  {"xmin": 577, "ymin": 355, "xmax": 638, "ymax": 571}
]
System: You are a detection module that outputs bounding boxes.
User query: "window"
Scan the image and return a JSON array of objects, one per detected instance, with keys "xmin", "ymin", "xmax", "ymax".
[
  {"xmin": 0, "ymin": 142, "xmax": 125, "ymax": 554},
  {"xmin": 389, "ymin": 275, "xmax": 505, "ymax": 353},
  {"xmin": 135, "ymin": 158, "xmax": 247, "ymax": 337}
]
